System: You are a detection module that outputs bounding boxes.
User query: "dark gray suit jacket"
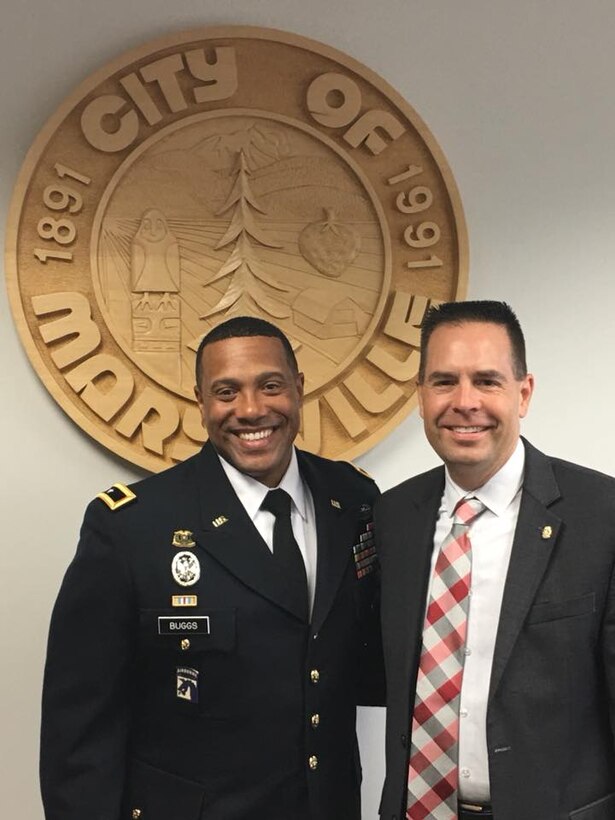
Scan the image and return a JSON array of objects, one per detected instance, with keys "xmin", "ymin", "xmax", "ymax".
[{"xmin": 376, "ymin": 439, "xmax": 615, "ymax": 820}]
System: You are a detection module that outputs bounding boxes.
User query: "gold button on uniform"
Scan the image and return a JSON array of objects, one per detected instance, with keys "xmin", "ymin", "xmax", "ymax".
[
  {"xmin": 310, "ymin": 669, "xmax": 320, "ymax": 683},
  {"xmin": 311, "ymin": 713, "xmax": 320, "ymax": 728},
  {"xmin": 181, "ymin": 638, "xmax": 190, "ymax": 651},
  {"xmin": 309, "ymin": 755, "xmax": 318, "ymax": 770},
  {"xmin": 132, "ymin": 810, "xmax": 142, "ymax": 819}
]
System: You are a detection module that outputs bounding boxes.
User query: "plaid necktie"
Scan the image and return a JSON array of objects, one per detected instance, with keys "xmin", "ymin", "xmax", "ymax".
[
  {"xmin": 261, "ymin": 489, "xmax": 308, "ymax": 621},
  {"xmin": 406, "ymin": 496, "xmax": 486, "ymax": 820}
]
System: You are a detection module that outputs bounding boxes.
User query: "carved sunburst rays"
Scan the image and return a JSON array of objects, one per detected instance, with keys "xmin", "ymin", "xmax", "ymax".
[{"xmin": 97, "ymin": 213, "xmax": 382, "ymax": 387}]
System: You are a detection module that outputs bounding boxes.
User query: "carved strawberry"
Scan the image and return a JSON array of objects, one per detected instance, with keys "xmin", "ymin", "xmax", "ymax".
[{"xmin": 299, "ymin": 208, "xmax": 360, "ymax": 278}]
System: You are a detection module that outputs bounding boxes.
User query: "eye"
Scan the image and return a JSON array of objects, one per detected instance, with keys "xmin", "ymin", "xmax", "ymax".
[
  {"xmin": 214, "ymin": 386, "xmax": 237, "ymax": 400},
  {"xmin": 262, "ymin": 380, "xmax": 283, "ymax": 393}
]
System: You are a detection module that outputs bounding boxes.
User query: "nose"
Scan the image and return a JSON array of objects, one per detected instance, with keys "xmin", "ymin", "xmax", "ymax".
[
  {"xmin": 452, "ymin": 379, "xmax": 480, "ymax": 413},
  {"xmin": 235, "ymin": 389, "xmax": 266, "ymax": 421}
]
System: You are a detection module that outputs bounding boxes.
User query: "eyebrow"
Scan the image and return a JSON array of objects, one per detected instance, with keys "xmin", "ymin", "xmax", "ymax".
[
  {"xmin": 209, "ymin": 371, "xmax": 288, "ymax": 389},
  {"xmin": 426, "ymin": 370, "xmax": 456, "ymax": 383},
  {"xmin": 426, "ymin": 368, "xmax": 508, "ymax": 383},
  {"xmin": 475, "ymin": 369, "xmax": 507, "ymax": 380}
]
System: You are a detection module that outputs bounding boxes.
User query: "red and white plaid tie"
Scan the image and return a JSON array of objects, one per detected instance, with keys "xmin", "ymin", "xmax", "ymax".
[{"xmin": 406, "ymin": 496, "xmax": 486, "ymax": 820}]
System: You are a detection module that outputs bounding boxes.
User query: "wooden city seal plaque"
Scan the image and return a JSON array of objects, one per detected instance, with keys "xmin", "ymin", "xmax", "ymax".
[{"xmin": 5, "ymin": 26, "xmax": 468, "ymax": 471}]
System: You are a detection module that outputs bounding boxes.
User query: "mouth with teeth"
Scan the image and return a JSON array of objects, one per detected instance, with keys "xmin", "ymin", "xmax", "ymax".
[
  {"xmin": 235, "ymin": 428, "xmax": 275, "ymax": 444},
  {"xmin": 439, "ymin": 422, "xmax": 495, "ymax": 443}
]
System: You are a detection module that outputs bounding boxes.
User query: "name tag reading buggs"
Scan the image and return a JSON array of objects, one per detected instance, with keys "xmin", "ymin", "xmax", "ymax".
[
  {"xmin": 6, "ymin": 26, "xmax": 467, "ymax": 471},
  {"xmin": 158, "ymin": 616, "xmax": 211, "ymax": 635}
]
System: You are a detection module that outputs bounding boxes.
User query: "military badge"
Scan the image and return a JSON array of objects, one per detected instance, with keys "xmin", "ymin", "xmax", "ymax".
[
  {"xmin": 353, "ymin": 521, "xmax": 377, "ymax": 579},
  {"xmin": 171, "ymin": 551, "xmax": 201, "ymax": 587},
  {"xmin": 176, "ymin": 667, "xmax": 199, "ymax": 702},
  {"xmin": 172, "ymin": 529, "xmax": 196, "ymax": 548},
  {"xmin": 96, "ymin": 483, "xmax": 136, "ymax": 511},
  {"xmin": 171, "ymin": 595, "xmax": 198, "ymax": 607}
]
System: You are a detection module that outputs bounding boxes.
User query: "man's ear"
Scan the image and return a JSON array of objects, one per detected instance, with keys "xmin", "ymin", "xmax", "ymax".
[
  {"xmin": 417, "ymin": 383, "xmax": 425, "ymax": 418},
  {"xmin": 296, "ymin": 371, "xmax": 305, "ymax": 401},
  {"xmin": 518, "ymin": 373, "xmax": 534, "ymax": 418},
  {"xmin": 194, "ymin": 385, "xmax": 206, "ymax": 426}
]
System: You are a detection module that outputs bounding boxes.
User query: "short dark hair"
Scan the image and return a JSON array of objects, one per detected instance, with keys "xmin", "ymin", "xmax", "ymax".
[
  {"xmin": 195, "ymin": 316, "xmax": 298, "ymax": 388},
  {"xmin": 418, "ymin": 300, "xmax": 527, "ymax": 382}
]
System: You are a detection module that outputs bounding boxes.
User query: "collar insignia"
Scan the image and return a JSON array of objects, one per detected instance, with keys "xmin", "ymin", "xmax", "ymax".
[{"xmin": 212, "ymin": 515, "xmax": 228, "ymax": 528}]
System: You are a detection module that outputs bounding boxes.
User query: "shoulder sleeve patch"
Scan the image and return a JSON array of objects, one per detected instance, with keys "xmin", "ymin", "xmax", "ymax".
[{"xmin": 96, "ymin": 482, "xmax": 137, "ymax": 511}]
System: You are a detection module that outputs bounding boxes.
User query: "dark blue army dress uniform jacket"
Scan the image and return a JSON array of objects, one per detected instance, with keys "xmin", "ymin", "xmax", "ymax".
[{"xmin": 40, "ymin": 442, "xmax": 384, "ymax": 820}]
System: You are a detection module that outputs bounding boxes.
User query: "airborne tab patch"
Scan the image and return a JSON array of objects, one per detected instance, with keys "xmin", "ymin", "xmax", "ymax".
[{"xmin": 96, "ymin": 483, "xmax": 136, "ymax": 511}]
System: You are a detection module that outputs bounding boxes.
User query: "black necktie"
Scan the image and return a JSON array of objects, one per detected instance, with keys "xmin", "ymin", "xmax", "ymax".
[{"xmin": 261, "ymin": 489, "xmax": 308, "ymax": 620}]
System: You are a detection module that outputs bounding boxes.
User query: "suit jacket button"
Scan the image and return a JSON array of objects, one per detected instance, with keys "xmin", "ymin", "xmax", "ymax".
[
  {"xmin": 310, "ymin": 669, "xmax": 320, "ymax": 684},
  {"xmin": 308, "ymin": 755, "xmax": 318, "ymax": 770},
  {"xmin": 132, "ymin": 810, "xmax": 142, "ymax": 819},
  {"xmin": 181, "ymin": 638, "xmax": 190, "ymax": 651},
  {"xmin": 400, "ymin": 733, "xmax": 407, "ymax": 747},
  {"xmin": 311, "ymin": 713, "xmax": 320, "ymax": 728}
]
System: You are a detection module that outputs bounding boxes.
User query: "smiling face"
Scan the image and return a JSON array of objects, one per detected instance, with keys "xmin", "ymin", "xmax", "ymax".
[
  {"xmin": 195, "ymin": 335, "xmax": 304, "ymax": 487},
  {"xmin": 418, "ymin": 321, "xmax": 534, "ymax": 490}
]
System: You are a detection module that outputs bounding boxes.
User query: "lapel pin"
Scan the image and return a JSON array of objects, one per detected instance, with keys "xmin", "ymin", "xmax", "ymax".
[
  {"xmin": 330, "ymin": 499, "xmax": 341, "ymax": 509},
  {"xmin": 541, "ymin": 525, "xmax": 553, "ymax": 540},
  {"xmin": 172, "ymin": 530, "xmax": 196, "ymax": 548},
  {"xmin": 212, "ymin": 515, "xmax": 228, "ymax": 528},
  {"xmin": 171, "ymin": 551, "xmax": 201, "ymax": 587}
]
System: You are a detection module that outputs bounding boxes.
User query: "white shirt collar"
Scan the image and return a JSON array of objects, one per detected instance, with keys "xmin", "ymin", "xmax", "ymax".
[
  {"xmin": 443, "ymin": 437, "xmax": 525, "ymax": 518},
  {"xmin": 217, "ymin": 448, "xmax": 308, "ymax": 522}
]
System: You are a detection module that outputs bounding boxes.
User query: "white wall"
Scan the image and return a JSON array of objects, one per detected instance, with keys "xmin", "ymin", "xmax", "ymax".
[{"xmin": 2, "ymin": 2, "xmax": 615, "ymax": 818}]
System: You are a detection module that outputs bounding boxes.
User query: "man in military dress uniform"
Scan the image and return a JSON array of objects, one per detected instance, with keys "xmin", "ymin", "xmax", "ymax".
[{"xmin": 40, "ymin": 317, "xmax": 383, "ymax": 820}]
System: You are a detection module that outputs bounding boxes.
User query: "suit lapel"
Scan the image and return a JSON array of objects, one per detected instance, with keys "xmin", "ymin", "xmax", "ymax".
[
  {"xmin": 489, "ymin": 439, "xmax": 562, "ymax": 699},
  {"xmin": 298, "ymin": 452, "xmax": 352, "ymax": 633},
  {"xmin": 385, "ymin": 471, "xmax": 444, "ymax": 690},
  {"xmin": 192, "ymin": 443, "xmax": 307, "ymax": 621}
]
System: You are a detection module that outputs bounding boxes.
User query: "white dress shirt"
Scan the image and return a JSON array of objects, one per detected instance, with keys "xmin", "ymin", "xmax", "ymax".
[
  {"xmin": 426, "ymin": 438, "xmax": 525, "ymax": 802},
  {"xmin": 218, "ymin": 450, "xmax": 318, "ymax": 614}
]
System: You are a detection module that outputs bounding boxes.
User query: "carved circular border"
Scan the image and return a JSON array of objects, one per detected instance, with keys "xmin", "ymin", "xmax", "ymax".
[{"xmin": 6, "ymin": 26, "xmax": 468, "ymax": 471}]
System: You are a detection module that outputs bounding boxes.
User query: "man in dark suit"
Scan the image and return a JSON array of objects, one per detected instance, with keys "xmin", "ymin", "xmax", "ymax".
[
  {"xmin": 376, "ymin": 301, "xmax": 615, "ymax": 820},
  {"xmin": 41, "ymin": 316, "xmax": 383, "ymax": 820}
]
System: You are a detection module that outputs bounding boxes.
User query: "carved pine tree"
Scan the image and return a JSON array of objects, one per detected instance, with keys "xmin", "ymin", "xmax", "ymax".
[{"xmin": 202, "ymin": 150, "xmax": 291, "ymax": 319}]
